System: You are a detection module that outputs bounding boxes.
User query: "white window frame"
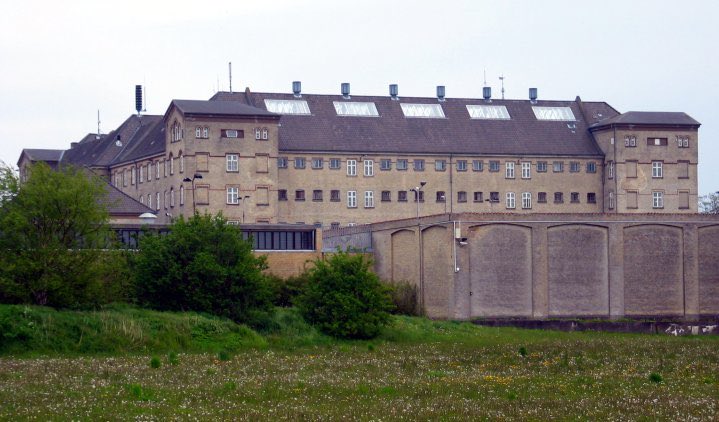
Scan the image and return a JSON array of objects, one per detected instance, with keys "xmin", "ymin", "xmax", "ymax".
[
  {"xmin": 652, "ymin": 161, "xmax": 663, "ymax": 178},
  {"xmin": 131, "ymin": 167, "xmax": 136, "ymax": 185},
  {"xmin": 262, "ymin": 128, "xmax": 268, "ymax": 140},
  {"xmin": 255, "ymin": 128, "xmax": 261, "ymax": 140},
  {"xmin": 521, "ymin": 162, "xmax": 531, "ymax": 179},
  {"xmin": 156, "ymin": 192, "xmax": 161, "ymax": 211},
  {"xmin": 226, "ymin": 154, "xmax": 239, "ymax": 172},
  {"xmin": 139, "ymin": 165, "xmax": 144, "ymax": 183},
  {"xmin": 505, "ymin": 162, "xmax": 515, "ymax": 179},
  {"xmin": 170, "ymin": 156, "xmax": 174, "ymax": 175},
  {"xmin": 652, "ymin": 191, "xmax": 664, "ymax": 208},
  {"xmin": 155, "ymin": 161, "xmax": 160, "ymax": 179},
  {"xmin": 364, "ymin": 159, "xmax": 374, "ymax": 176},
  {"xmin": 347, "ymin": 159, "xmax": 357, "ymax": 176},
  {"xmin": 170, "ymin": 188, "xmax": 175, "ymax": 207},
  {"xmin": 202, "ymin": 127, "xmax": 209, "ymax": 138},
  {"xmin": 522, "ymin": 192, "xmax": 532, "ymax": 209},
  {"xmin": 347, "ymin": 190, "xmax": 357, "ymax": 208},
  {"xmin": 195, "ymin": 127, "xmax": 202, "ymax": 138},
  {"xmin": 506, "ymin": 192, "xmax": 516, "ymax": 209},
  {"xmin": 180, "ymin": 186, "xmax": 185, "ymax": 206},
  {"xmin": 609, "ymin": 191, "xmax": 615, "ymax": 210},
  {"xmin": 364, "ymin": 191, "xmax": 374, "ymax": 208},
  {"xmin": 227, "ymin": 187, "xmax": 239, "ymax": 204},
  {"xmin": 608, "ymin": 161, "xmax": 614, "ymax": 179},
  {"xmin": 147, "ymin": 194, "xmax": 152, "ymax": 208}
]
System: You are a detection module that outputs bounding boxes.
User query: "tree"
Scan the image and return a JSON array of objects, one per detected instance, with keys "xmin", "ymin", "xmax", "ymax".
[
  {"xmin": 0, "ymin": 162, "xmax": 113, "ymax": 307},
  {"xmin": 296, "ymin": 250, "xmax": 394, "ymax": 339},
  {"xmin": 699, "ymin": 192, "xmax": 719, "ymax": 214},
  {"xmin": 133, "ymin": 213, "xmax": 274, "ymax": 327}
]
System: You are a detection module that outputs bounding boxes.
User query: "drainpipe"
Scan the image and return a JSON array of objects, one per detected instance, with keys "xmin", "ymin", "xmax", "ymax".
[
  {"xmin": 449, "ymin": 153, "xmax": 454, "ymax": 216},
  {"xmin": 613, "ymin": 125, "xmax": 618, "ymax": 213}
]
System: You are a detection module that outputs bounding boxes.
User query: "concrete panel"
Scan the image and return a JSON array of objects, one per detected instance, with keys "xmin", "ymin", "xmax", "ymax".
[
  {"xmin": 391, "ymin": 229, "xmax": 418, "ymax": 285},
  {"xmin": 468, "ymin": 224, "xmax": 533, "ymax": 317},
  {"xmin": 698, "ymin": 225, "xmax": 719, "ymax": 315},
  {"xmin": 422, "ymin": 225, "xmax": 452, "ymax": 319},
  {"xmin": 624, "ymin": 225, "xmax": 684, "ymax": 316},
  {"xmin": 547, "ymin": 225, "xmax": 609, "ymax": 316}
]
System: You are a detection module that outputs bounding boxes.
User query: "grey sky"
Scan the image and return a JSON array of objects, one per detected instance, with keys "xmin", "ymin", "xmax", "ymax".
[{"xmin": 1, "ymin": 0, "xmax": 717, "ymax": 194}]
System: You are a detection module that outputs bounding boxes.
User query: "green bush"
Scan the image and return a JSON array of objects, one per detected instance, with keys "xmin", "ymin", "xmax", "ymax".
[
  {"xmin": 386, "ymin": 280, "xmax": 419, "ymax": 316},
  {"xmin": 295, "ymin": 251, "xmax": 394, "ymax": 339},
  {"xmin": 133, "ymin": 213, "xmax": 274, "ymax": 328},
  {"xmin": 267, "ymin": 273, "xmax": 311, "ymax": 307}
]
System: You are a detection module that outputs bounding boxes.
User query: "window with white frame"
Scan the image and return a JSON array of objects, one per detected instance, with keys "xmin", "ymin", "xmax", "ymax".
[
  {"xmin": 625, "ymin": 136, "xmax": 637, "ymax": 147},
  {"xmin": 364, "ymin": 159, "xmax": 374, "ymax": 176},
  {"xmin": 608, "ymin": 191, "xmax": 614, "ymax": 210},
  {"xmin": 155, "ymin": 161, "xmax": 160, "ymax": 179},
  {"xmin": 652, "ymin": 191, "xmax": 664, "ymax": 208},
  {"xmin": 226, "ymin": 154, "xmax": 238, "ymax": 172},
  {"xmin": 506, "ymin": 192, "xmax": 516, "ymax": 209},
  {"xmin": 505, "ymin": 162, "xmax": 515, "ymax": 179},
  {"xmin": 195, "ymin": 127, "xmax": 202, "ymax": 138},
  {"xmin": 364, "ymin": 191, "xmax": 374, "ymax": 208},
  {"xmin": 457, "ymin": 160, "xmax": 467, "ymax": 171},
  {"xmin": 147, "ymin": 194, "xmax": 152, "ymax": 208},
  {"xmin": 139, "ymin": 166, "xmax": 144, "ymax": 183},
  {"xmin": 131, "ymin": 167, "xmax": 136, "ymax": 185},
  {"xmin": 277, "ymin": 157, "xmax": 288, "ymax": 168},
  {"xmin": 227, "ymin": 187, "xmax": 239, "ymax": 204},
  {"xmin": 170, "ymin": 188, "xmax": 175, "ymax": 207},
  {"xmin": 180, "ymin": 186, "xmax": 185, "ymax": 205},
  {"xmin": 255, "ymin": 128, "xmax": 261, "ymax": 140},
  {"xmin": 170, "ymin": 155, "xmax": 174, "ymax": 175},
  {"xmin": 156, "ymin": 192, "xmax": 161, "ymax": 211},
  {"xmin": 521, "ymin": 162, "xmax": 531, "ymax": 179},
  {"xmin": 435, "ymin": 160, "xmax": 446, "ymax": 171},
  {"xmin": 202, "ymin": 127, "xmax": 209, "ymax": 139},
  {"xmin": 347, "ymin": 190, "xmax": 357, "ymax": 208},
  {"xmin": 608, "ymin": 161, "xmax": 614, "ymax": 178},
  {"xmin": 522, "ymin": 192, "xmax": 532, "ymax": 209},
  {"xmin": 347, "ymin": 159, "xmax": 357, "ymax": 176},
  {"xmin": 677, "ymin": 136, "xmax": 689, "ymax": 148},
  {"xmin": 329, "ymin": 158, "xmax": 341, "ymax": 169},
  {"xmin": 652, "ymin": 161, "xmax": 663, "ymax": 178},
  {"xmin": 164, "ymin": 191, "xmax": 168, "ymax": 209},
  {"xmin": 311, "ymin": 158, "xmax": 323, "ymax": 169},
  {"xmin": 179, "ymin": 153, "xmax": 184, "ymax": 173},
  {"xmin": 262, "ymin": 128, "xmax": 268, "ymax": 140}
]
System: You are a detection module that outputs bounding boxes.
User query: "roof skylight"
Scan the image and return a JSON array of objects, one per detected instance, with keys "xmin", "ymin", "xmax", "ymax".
[
  {"xmin": 532, "ymin": 106, "xmax": 576, "ymax": 121},
  {"xmin": 467, "ymin": 105, "xmax": 511, "ymax": 120},
  {"xmin": 264, "ymin": 99, "xmax": 311, "ymax": 115},
  {"xmin": 333, "ymin": 101, "xmax": 379, "ymax": 117},
  {"xmin": 400, "ymin": 103, "xmax": 445, "ymax": 118}
]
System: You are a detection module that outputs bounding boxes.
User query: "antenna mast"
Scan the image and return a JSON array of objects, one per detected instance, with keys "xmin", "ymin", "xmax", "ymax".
[
  {"xmin": 229, "ymin": 62, "xmax": 232, "ymax": 93},
  {"xmin": 499, "ymin": 74, "xmax": 505, "ymax": 99},
  {"xmin": 97, "ymin": 110, "xmax": 101, "ymax": 139},
  {"xmin": 483, "ymin": 69, "xmax": 487, "ymax": 86}
]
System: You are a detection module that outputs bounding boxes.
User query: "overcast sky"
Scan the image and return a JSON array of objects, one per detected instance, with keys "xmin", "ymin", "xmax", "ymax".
[{"xmin": 1, "ymin": 0, "xmax": 717, "ymax": 194}]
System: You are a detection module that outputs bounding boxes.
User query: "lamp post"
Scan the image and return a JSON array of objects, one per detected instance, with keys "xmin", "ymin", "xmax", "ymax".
[
  {"xmin": 409, "ymin": 181, "xmax": 427, "ymax": 219},
  {"xmin": 182, "ymin": 173, "xmax": 203, "ymax": 215},
  {"xmin": 408, "ymin": 180, "xmax": 427, "ymax": 315},
  {"xmin": 239, "ymin": 195, "xmax": 250, "ymax": 224}
]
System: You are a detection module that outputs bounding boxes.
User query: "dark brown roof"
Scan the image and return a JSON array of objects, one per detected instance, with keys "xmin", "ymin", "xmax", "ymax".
[
  {"xmin": 589, "ymin": 111, "xmax": 700, "ymax": 131},
  {"xmin": 19, "ymin": 149, "xmax": 64, "ymax": 163},
  {"xmin": 212, "ymin": 91, "xmax": 611, "ymax": 157},
  {"xmin": 113, "ymin": 116, "xmax": 165, "ymax": 163},
  {"xmin": 168, "ymin": 99, "xmax": 278, "ymax": 118},
  {"xmin": 102, "ymin": 181, "xmax": 155, "ymax": 216}
]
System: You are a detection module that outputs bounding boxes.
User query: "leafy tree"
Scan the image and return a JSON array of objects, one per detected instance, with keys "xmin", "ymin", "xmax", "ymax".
[
  {"xmin": 296, "ymin": 250, "xmax": 394, "ymax": 339},
  {"xmin": 0, "ymin": 162, "xmax": 114, "ymax": 307},
  {"xmin": 133, "ymin": 213, "xmax": 274, "ymax": 327},
  {"xmin": 699, "ymin": 192, "xmax": 719, "ymax": 214}
]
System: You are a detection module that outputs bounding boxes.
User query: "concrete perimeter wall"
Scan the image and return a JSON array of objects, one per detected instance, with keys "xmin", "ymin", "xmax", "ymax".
[{"xmin": 371, "ymin": 213, "xmax": 719, "ymax": 320}]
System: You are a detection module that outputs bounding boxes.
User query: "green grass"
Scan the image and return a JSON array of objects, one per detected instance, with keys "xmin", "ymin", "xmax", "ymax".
[{"xmin": 0, "ymin": 304, "xmax": 718, "ymax": 419}]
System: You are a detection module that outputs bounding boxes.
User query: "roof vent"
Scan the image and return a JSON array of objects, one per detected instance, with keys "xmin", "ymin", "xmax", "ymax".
[
  {"xmin": 115, "ymin": 134, "xmax": 122, "ymax": 147},
  {"xmin": 529, "ymin": 87, "xmax": 538, "ymax": 104},
  {"xmin": 389, "ymin": 84, "xmax": 399, "ymax": 100},
  {"xmin": 341, "ymin": 82, "xmax": 350, "ymax": 99},
  {"xmin": 437, "ymin": 85, "xmax": 446, "ymax": 102},
  {"xmin": 135, "ymin": 85, "xmax": 143, "ymax": 115},
  {"xmin": 483, "ymin": 86, "xmax": 492, "ymax": 102},
  {"xmin": 292, "ymin": 81, "xmax": 302, "ymax": 97}
]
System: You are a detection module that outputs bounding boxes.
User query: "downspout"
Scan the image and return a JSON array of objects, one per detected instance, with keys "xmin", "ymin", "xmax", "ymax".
[
  {"xmin": 449, "ymin": 153, "xmax": 454, "ymax": 215},
  {"xmin": 613, "ymin": 125, "xmax": 617, "ymax": 213}
]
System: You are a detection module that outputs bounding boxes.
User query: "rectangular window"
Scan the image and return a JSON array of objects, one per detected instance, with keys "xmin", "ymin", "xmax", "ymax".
[
  {"xmin": 413, "ymin": 159, "xmax": 425, "ymax": 171},
  {"xmin": 312, "ymin": 190, "xmax": 323, "ymax": 201},
  {"xmin": 466, "ymin": 105, "xmax": 511, "ymax": 119},
  {"xmin": 505, "ymin": 162, "xmax": 515, "ymax": 179},
  {"xmin": 456, "ymin": 160, "xmax": 467, "ymax": 171},
  {"xmin": 625, "ymin": 136, "xmax": 637, "ymax": 147},
  {"xmin": 608, "ymin": 161, "xmax": 614, "ymax": 179},
  {"xmin": 262, "ymin": 128, "xmax": 268, "ymax": 140},
  {"xmin": 473, "ymin": 191, "xmax": 483, "ymax": 202},
  {"xmin": 334, "ymin": 101, "xmax": 379, "ymax": 116},
  {"xmin": 586, "ymin": 162, "xmax": 597, "ymax": 173},
  {"xmin": 458, "ymin": 191, "xmax": 467, "ymax": 203},
  {"xmin": 436, "ymin": 191, "xmax": 446, "ymax": 202},
  {"xmin": 380, "ymin": 159, "xmax": 391, "ymax": 171},
  {"xmin": 472, "ymin": 160, "xmax": 484, "ymax": 171},
  {"xmin": 226, "ymin": 154, "xmax": 239, "ymax": 172},
  {"xmin": 652, "ymin": 191, "xmax": 664, "ymax": 208},
  {"xmin": 506, "ymin": 192, "xmax": 516, "ymax": 209},
  {"xmin": 489, "ymin": 160, "xmax": 500, "ymax": 172},
  {"xmin": 627, "ymin": 191, "xmax": 638, "ymax": 209},
  {"xmin": 652, "ymin": 161, "xmax": 663, "ymax": 178},
  {"xmin": 536, "ymin": 161, "xmax": 548, "ymax": 172},
  {"xmin": 294, "ymin": 157, "xmax": 306, "ymax": 169},
  {"xmin": 678, "ymin": 190, "xmax": 690, "ymax": 209},
  {"xmin": 608, "ymin": 191, "xmax": 615, "ymax": 210},
  {"xmin": 570, "ymin": 192, "xmax": 580, "ymax": 203},
  {"xmin": 227, "ymin": 187, "xmax": 239, "ymax": 204},
  {"xmin": 394, "ymin": 191, "xmax": 405, "ymax": 202},
  {"xmin": 626, "ymin": 161, "xmax": 637, "ymax": 178},
  {"xmin": 364, "ymin": 159, "xmax": 374, "ymax": 176},
  {"xmin": 347, "ymin": 159, "xmax": 357, "ymax": 176},
  {"xmin": 139, "ymin": 166, "xmax": 144, "ymax": 183},
  {"xmin": 255, "ymin": 128, "xmax": 261, "ymax": 140},
  {"xmin": 435, "ymin": 160, "xmax": 446, "ymax": 171},
  {"xmin": 413, "ymin": 191, "xmax": 425, "ymax": 202},
  {"xmin": 277, "ymin": 157, "xmax": 288, "ymax": 168},
  {"xmin": 156, "ymin": 160, "xmax": 161, "ymax": 178},
  {"xmin": 554, "ymin": 192, "xmax": 564, "ymax": 203},
  {"xmin": 264, "ymin": 99, "xmax": 311, "ymax": 115},
  {"xmin": 347, "ymin": 191, "xmax": 357, "ymax": 208},
  {"xmin": 678, "ymin": 161, "xmax": 689, "ymax": 179},
  {"xmin": 400, "ymin": 103, "xmax": 445, "ymax": 118},
  {"xmin": 364, "ymin": 191, "xmax": 374, "ymax": 208},
  {"xmin": 330, "ymin": 190, "xmax": 340, "ymax": 202},
  {"xmin": 521, "ymin": 192, "xmax": 531, "ymax": 209},
  {"xmin": 397, "ymin": 159, "xmax": 408, "ymax": 171},
  {"xmin": 278, "ymin": 189, "xmax": 288, "ymax": 201},
  {"xmin": 532, "ymin": 106, "xmax": 576, "ymax": 121},
  {"xmin": 538, "ymin": 192, "xmax": 547, "ymax": 203},
  {"xmin": 521, "ymin": 162, "xmax": 531, "ymax": 179},
  {"xmin": 329, "ymin": 158, "xmax": 341, "ymax": 169},
  {"xmin": 489, "ymin": 192, "xmax": 499, "ymax": 202},
  {"xmin": 156, "ymin": 192, "xmax": 162, "ymax": 210},
  {"xmin": 381, "ymin": 191, "xmax": 391, "ymax": 202},
  {"xmin": 295, "ymin": 189, "xmax": 305, "ymax": 201},
  {"xmin": 587, "ymin": 192, "xmax": 597, "ymax": 204},
  {"xmin": 311, "ymin": 158, "xmax": 323, "ymax": 169},
  {"xmin": 677, "ymin": 136, "xmax": 690, "ymax": 148},
  {"xmin": 221, "ymin": 129, "xmax": 243, "ymax": 138},
  {"xmin": 553, "ymin": 161, "xmax": 564, "ymax": 172},
  {"xmin": 131, "ymin": 167, "xmax": 136, "ymax": 185},
  {"xmin": 647, "ymin": 137, "xmax": 668, "ymax": 146},
  {"xmin": 569, "ymin": 161, "xmax": 580, "ymax": 173}
]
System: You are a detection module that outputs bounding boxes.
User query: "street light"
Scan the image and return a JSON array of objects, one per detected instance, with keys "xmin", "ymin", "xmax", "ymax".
[
  {"xmin": 182, "ymin": 173, "xmax": 203, "ymax": 215},
  {"xmin": 409, "ymin": 181, "xmax": 427, "ymax": 219}
]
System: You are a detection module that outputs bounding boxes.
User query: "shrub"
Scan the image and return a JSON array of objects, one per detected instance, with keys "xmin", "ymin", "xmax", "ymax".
[
  {"xmin": 649, "ymin": 372, "xmax": 663, "ymax": 383},
  {"xmin": 267, "ymin": 273, "xmax": 311, "ymax": 307},
  {"xmin": 296, "ymin": 250, "xmax": 394, "ymax": 339},
  {"xmin": 386, "ymin": 280, "xmax": 419, "ymax": 316},
  {"xmin": 133, "ymin": 213, "xmax": 274, "ymax": 327},
  {"xmin": 149, "ymin": 356, "xmax": 161, "ymax": 369}
]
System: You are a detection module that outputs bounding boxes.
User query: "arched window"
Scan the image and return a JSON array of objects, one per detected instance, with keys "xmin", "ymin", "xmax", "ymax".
[
  {"xmin": 179, "ymin": 151, "xmax": 184, "ymax": 173},
  {"xmin": 156, "ymin": 192, "xmax": 160, "ymax": 211},
  {"xmin": 170, "ymin": 188, "xmax": 175, "ymax": 207},
  {"xmin": 180, "ymin": 185, "xmax": 185, "ymax": 206},
  {"xmin": 203, "ymin": 127, "xmax": 209, "ymax": 138},
  {"xmin": 172, "ymin": 121, "xmax": 182, "ymax": 142},
  {"xmin": 169, "ymin": 153, "xmax": 174, "ymax": 175},
  {"xmin": 195, "ymin": 126, "xmax": 201, "ymax": 138},
  {"xmin": 139, "ymin": 195, "xmax": 144, "ymax": 204},
  {"xmin": 147, "ymin": 194, "xmax": 152, "ymax": 208},
  {"xmin": 164, "ymin": 191, "xmax": 168, "ymax": 209},
  {"xmin": 262, "ymin": 127, "xmax": 268, "ymax": 139}
]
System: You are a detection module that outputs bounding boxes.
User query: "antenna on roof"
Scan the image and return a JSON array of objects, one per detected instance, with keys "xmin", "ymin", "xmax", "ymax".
[
  {"xmin": 229, "ymin": 61, "xmax": 233, "ymax": 93},
  {"xmin": 483, "ymin": 69, "xmax": 487, "ymax": 87},
  {"xmin": 96, "ymin": 109, "xmax": 101, "ymax": 139},
  {"xmin": 499, "ymin": 74, "xmax": 505, "ymax": 100}
]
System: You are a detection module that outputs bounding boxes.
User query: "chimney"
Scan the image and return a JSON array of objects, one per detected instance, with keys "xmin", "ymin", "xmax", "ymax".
[
  {"xmin": 70, "ymin": 142, "xmax": 78, "ymax": 149},
  {"xmin": 483, "ymin": 86, "xmax": 492, "ymax": 102},
  {"xmin": 389, "ymin": 84, "xmax": 398, "ymax": 100},
  {"xmin": 529, "ymin": 87, "xmax": 538, "ymax": 104},
  {"xmin": 341, "ymin": 82, "xmax": 350, "ymax": 99},
  {"xmin": 437, "ymin": 85, "xmax": 446, "ymax": 102},
  {"xmin": 292, "ymin": 81, "xmax": 302, "ymax": 97},
  {"xmin": 135, "ymin": 85, "xmax": 143, "ymax": 115}
]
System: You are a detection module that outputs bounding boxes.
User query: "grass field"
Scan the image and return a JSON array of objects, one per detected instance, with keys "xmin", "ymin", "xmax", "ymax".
[{"xmin": 1, "ymin": 306, "xmax": 718, "ymax": 420}]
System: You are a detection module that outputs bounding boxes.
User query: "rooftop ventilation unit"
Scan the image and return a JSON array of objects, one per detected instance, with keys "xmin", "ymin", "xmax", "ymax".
[
  {"xmin": 529, "ymin": 87, "xmax": 538, "ymax": 104},
  {"xmin": 292, "ymin": 81, "xmax": 302, "ymax": 97},
  {"xmin": 389, "ymin": 84, "xmax": 398, "ymax": 100},
  {"xmin": 483, "ymin": 86, "xmax": 492, "ymax": 102},
  {"xmin": 135, "ymin": 85, "xmax": 143, "ymax": 115},
  {"xmin": 341, "ymin": 82, "xmax": 350, "ymax": 99},
  {"xmin": 437, "ymin": 85, "xmax": 446, "ymax": 102}
]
